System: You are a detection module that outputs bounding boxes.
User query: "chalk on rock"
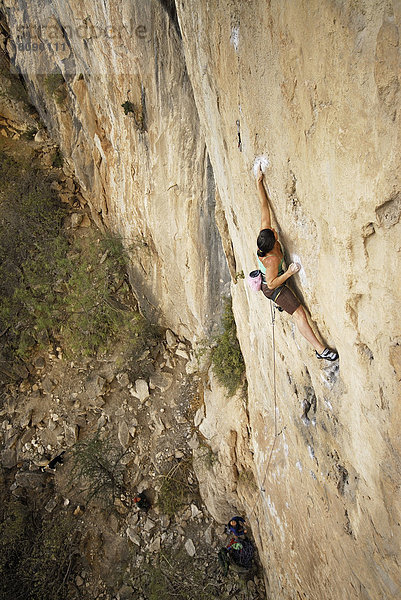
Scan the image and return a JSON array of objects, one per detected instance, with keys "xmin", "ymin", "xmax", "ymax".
[{"xmin": 253, "ymin": 155, "xmax": 270, "ymax": 178}]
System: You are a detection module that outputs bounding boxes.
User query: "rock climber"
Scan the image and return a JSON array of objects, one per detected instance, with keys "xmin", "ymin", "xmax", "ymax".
[
  {"xmin": 227, "ymin": 515, "xmax": 247, "ymax": 538},
  {"xmin": 256, "ymin": 167, "xmax": 338, "ymax": 361}
]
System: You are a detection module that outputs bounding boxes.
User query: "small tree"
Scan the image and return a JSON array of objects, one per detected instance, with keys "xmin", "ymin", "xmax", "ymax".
[{"xmin": 70, "ymin": 432, "xmax": 129, "ymax": 506}]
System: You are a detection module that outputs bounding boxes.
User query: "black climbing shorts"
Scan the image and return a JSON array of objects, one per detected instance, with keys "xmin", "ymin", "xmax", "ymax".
[{"xmin": 261, "ymin": 283, "xmax": 301, "ymax": 315}]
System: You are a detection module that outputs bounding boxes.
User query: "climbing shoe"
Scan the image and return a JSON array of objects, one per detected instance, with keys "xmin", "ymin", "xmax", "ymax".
[{"xmin": 315, "ymin": 348, "xmax": 338, "ymax": 361}]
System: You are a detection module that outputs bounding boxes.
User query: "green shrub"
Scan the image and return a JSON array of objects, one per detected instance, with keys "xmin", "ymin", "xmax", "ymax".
[
  {"xmin": 44, "ymin": 73, "xmax": 67, "ymax": 105},
  {"xmin": 237, "ymin": 468, "xmax": 257, "ymax": 490},
  {"xmin": 0, "ymin": 151, "xmax": 156, "ymax": 368},
  {"xmin": 121, "ymin": 100, "xmax": 144, "ymax": 130},
  {"xmin": 52, "ymin": 147, "xmax": 63, "ymax": 167},
  {"xmin": 126, "ymin": 312, "xmax": 162, "ymax": 379},
  {"xmin": 21, "ymin": 127, "xmax": 38, "ymax": 140},
  {"xmin": 157, "ymin": 458, "xmax": 196, "ymax": 518},
  {"xmin": 199, "ymin": 444, "xmax": 218, "ymax": 469},
  {"xmin": 59, "ymin": 231, "xmax": 126, "ymax": 356},
  {"xmin": 211, "ymin": 298, "xmax": 245, "ymax": 396},
  {"xmin": 0, "ymin": 152, "xmax": 68, "ymax": 362},
  {"xmin": 70, "ymin": 431, "xmax": 128, "ymax": 506},
  {"xmin": 121, "ymin": 100, "xmax": 135, "ymax": 115}
]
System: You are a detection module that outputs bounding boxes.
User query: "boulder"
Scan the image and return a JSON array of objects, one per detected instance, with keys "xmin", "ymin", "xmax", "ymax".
[
  {"xmin": 118, "ymin": 421, "xmax": 130, "ymax": 449},
  {"xmin": 1, "ymin": 448, "xmax": 17, "ymax": 469},
  {"xmin": 117, "ymin": 372, "xmax": 130, "ymax": 387},
  {"xmin": 14, "ymin": 471, "xmax": 48, "ymax": 490},
  {"xmin": 118, "ymin": 585, "xmax": 134, "ymax": 600},
  {"xmin": 143, "ymin": 517, "xmax": 155, "ymax": 532},
  {"xmin": 126, "ymin": 527, "xmax": 141, "ymax": 546},
  {"xmin": 191, "ymin": 504, "xmax": 202, "ymax": 519},
  {"xmin": 148, "ymin": 536, "xmax": 161, "ymax": 553},
  {"xmin": 149, "ymin": 372, "xmax": 173, "ymax": 392},
  {"xmin": 134, "ymin": 379, "xmax": 149, "ymax": 402},
  {"xmin": 41, "ymin": 376, "xmax": 56, "ymax": 394},
  {"xmin": 165, "ymin": 329, "xmax": 177, "ymax": 347},
  {"xmin": 64, "ymin": 422, "xmax": 78, "ymax": 446},
  {"xmin": 84, "ymin": 374, "xmax": 106, "ymax": 398},
  {"xmin": 45, "ymin": 496, "xmax": 58, "ymax": 512},
  {"xmin": 185, "ymin": 538, "xmax": 196, "ymax": 557},
  {"xmin": 176, "ymin": 343, "xmax": 189, "ymax": 360},
  {"xmin": 194, "ymin": 406, "xmax": 205, "ymax": 428}
]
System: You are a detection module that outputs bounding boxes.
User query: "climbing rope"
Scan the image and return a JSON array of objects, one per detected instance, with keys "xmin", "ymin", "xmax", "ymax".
[{"xmin": 247, "ymin": 302, "xmax": 280, "ymax": 518}]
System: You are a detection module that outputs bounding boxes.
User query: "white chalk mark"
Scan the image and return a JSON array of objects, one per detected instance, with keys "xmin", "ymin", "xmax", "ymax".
[
  {"xmin": 290, "ymin": 253, "xmax": 308, "ymax": 288},
  {"xmin": 253, "ymin": 155, "xmax": 270, "ymax": 179},
  {"xmin": 230, "ymin": 26, "xmax": 240, "ymax": 52}
]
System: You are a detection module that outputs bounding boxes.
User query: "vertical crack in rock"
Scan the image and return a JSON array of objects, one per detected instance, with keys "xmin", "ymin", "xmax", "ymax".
[
  {"xmin": 214, "ymin": 186, "xmax": 237, "ymax": 282},
  {"xmin": 374, "ymin": 18, "xmax": 400, "ymax": 119},
  {"xmin": 301, "ymin": 386, "xmax": 317, "ymax": 426},
  {"xmin": 156, "ymin": 0, "xmax": 182, "ymax": 37}
]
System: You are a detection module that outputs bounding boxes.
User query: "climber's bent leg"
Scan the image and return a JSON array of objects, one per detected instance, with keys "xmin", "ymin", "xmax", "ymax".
[{"xmin": 292, "ymin": 306, "xmax": 325, "ymax": 354}]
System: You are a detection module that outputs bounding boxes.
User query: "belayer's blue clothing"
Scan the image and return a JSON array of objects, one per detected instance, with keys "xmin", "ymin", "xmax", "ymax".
[{"xmin": 228, "ymin": 516, "xmax": 246, "ymax": 537}]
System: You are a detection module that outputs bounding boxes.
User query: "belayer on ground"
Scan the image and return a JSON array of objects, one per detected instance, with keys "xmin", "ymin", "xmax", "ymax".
[
  {"xmin": 133, "ymin": 491, "xmax": 150, "ymax": 511},
  {"xmin": 218, "ymin": 515, "xmax": 255, "ymax": 575},
  {"xmin": 218, "ymin": 536, "xmax": 255, "ymax": 575},
  {"xmin": 226, "ymin": 515, "xmax": 247, "ymax": 537}
]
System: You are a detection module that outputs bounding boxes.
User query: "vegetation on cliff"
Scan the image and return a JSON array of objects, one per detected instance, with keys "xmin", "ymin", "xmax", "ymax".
[
  {"xmin": 211, "ymin": 298, "xmax": 246, "ymax": 396},
  {"xmin": 0, "ymin": 151, "xmax": 155, "ymax": 377}
]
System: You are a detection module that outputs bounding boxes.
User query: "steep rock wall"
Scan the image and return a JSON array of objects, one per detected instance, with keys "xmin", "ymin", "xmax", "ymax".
[
  {"xmin": 176, "ymin": 2, "xmax": 401, "ymax": 599},
  {"xmin": 3, "ymin": 1, "xmax": 401, "ymax": 599},
  {"xmin": 2, "ymin": 0, "xmax": 229, "ymax": 339}
]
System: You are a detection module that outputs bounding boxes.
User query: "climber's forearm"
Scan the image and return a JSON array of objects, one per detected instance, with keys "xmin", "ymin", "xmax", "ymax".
[
  {"xmin": 258, "ymin": 180, "xmax": 272, "ymax": 230},
  {"xmin": 266, "ymin": 269, "xmax": 294, "ymax": 289}
]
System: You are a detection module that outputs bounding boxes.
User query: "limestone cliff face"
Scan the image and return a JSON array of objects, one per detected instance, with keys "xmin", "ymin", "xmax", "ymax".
[
  {"xmin": 3, "ymin": 0, "xmax": 229, "ymax": 338},
  {"xmin": 3, "ymin": 1, "xmax": 401, "ymax": 598}
]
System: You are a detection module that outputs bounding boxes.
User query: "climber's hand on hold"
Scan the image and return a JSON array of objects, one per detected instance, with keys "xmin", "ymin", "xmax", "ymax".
[{"xmin": 288, "ymin": 262, "xmax": 301, "ymax": 274}]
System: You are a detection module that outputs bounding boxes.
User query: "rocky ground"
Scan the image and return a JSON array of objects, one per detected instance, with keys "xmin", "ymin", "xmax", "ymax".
[{"xmin": 1, "ymin": 310, "xmax": 267, "ymax": 599}]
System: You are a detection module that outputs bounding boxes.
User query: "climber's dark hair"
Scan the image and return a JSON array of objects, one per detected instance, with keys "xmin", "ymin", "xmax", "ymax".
[{"xmin": 257, "ymin": 228, "xmax": 275, "ymax": 257}]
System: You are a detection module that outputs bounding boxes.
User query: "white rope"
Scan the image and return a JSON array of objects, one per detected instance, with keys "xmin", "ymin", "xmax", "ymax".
[{"xmin": 248, "ymin": 302, "xmax": 279, "ymax": 517}]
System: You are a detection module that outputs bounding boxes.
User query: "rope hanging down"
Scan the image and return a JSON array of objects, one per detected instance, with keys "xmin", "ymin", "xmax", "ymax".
[{"xmin": 247, "ymin": 302, "xmax": 281, "ymax": 519}]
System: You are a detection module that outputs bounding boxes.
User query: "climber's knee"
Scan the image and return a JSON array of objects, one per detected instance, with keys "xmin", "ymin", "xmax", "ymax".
[{"xmin": 292, "ymin": 305, "xmax": 307, "ymax": 323}]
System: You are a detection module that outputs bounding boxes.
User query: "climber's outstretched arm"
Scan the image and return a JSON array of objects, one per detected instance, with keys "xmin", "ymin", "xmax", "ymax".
[{"xmin": 257, "ymin": 168, "xmax": 272, "ymax": 230}]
